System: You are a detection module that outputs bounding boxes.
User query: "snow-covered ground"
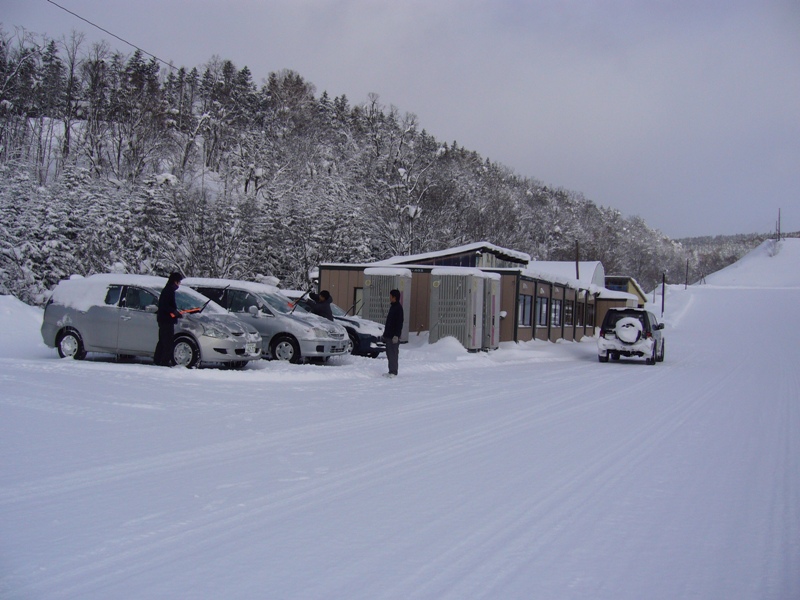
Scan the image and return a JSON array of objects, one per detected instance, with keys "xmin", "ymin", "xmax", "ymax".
[{"xmin": 1, "ymin": 240, "xmax": 798, "ymax": 600}]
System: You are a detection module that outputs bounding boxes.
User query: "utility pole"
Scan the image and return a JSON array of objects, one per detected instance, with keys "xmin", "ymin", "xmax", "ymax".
[
  {"xmin": 661, "ymin": 272, "xmax": 666, "ymax": 318},
  {"xmin": 575, "ymin": 240, "xmax": 580, "ymax": 281},
  {"xmin": 685, "ymin": 258, "xmax": 689, "ymax": 290}
]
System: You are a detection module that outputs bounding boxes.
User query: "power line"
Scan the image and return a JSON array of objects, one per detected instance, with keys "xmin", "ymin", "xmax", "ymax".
[{"xmin": 45, "ymin": 0, "xmax": 177, "ymax": 70}]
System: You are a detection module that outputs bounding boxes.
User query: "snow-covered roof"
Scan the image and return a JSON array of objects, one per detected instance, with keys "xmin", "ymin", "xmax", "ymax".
[
  {"xmin": 182, "ymin": 277, "xmax": 283, "ymax": 297},
  {"xmin": 363, "ymin": 267, "xmax": 413, "ymax": 277},
  {"xmin": 48, "ymin": 273, "xmax": 228, "ymax": 312},
  {"xmin": 596, "ymin": 288, "xmax": 639, "ymax": 301},
  {"xmin": 431, "ymin": 267, "xmax": 501, "ymax": 280},
  {"xmin": 527, "ymin": 261, "xmax": 605, "ymax": 288},
  {"xmin": 374, "ymin": 241, "xmax": 531, "ymax": 266},
  {"xmin": 49, "ymin": 273, "xmax": 168, "ymax": 311}
]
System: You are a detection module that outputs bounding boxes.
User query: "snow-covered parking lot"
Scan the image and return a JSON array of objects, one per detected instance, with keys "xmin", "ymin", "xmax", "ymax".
[{"xmin": 1, "ymin": 240, "xmax": 798, "ymax": 599}]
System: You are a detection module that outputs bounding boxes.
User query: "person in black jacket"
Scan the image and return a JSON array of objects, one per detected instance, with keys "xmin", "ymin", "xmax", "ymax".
[
  {"xmin": 382, "ymin": 289, "xmax": 404, "ymax": 377},
  {"xmin": 307, "ymin": 290, "xmax": 334, "ymax": 321},
  {"xmin": 154, "ymin": 272, "xmax": 183, "ymax": 366}
]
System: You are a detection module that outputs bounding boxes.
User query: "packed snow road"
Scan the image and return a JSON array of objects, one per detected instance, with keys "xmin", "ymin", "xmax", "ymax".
[{"xmin": 1, "ymin": 248, "xmax": 798, "ymax": 599}]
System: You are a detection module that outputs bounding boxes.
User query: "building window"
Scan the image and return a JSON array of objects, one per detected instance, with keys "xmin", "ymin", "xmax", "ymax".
[
  {"xmin": 564, "ymin": 300, "xmax": 574, "ymax": 327},
  {"xmin": 518, "ymin": 294, "xmax": 532, "ymax": 327},
  {"xmin": 576, "ymin": 303, "xmax": 584, "ymax": 327},
  {"xmin": 535, "ymin": 296, "xmax": 549, "ymax": 327},
  {"xmin": 586, "ymin": 304, "xmax": 595, "ymax": 327},
  {"xmin": 551, "ymin": 299, "xmax": 562, "ymax": 327}
]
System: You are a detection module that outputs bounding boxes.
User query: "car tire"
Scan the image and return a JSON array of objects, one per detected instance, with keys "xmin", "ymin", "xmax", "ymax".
[
  {"xmin": 657, "ymin": 340, "xmax": 665, "ymax": 362},
  {"xmin": 347, "ymin": 333, "xmax": 358, "ymax": 355},
  {"xmin": 598, "ymin": 353, "xmax": 609, "ymax": 363},
  {"xmin": 646, "ymin": 346, "xmax": 657, "ymax": 365},
  {"xmin": 615, "ymin": 317, "xmax": 643, "ymax": 344},
  {"xmin": 57, "ymin": 329, "xmax": 87, "ymax": 360},
  {"xmin": 173, "ymin": 336, "xmax": 200, "ymax": 368},
  {"xmin": 271, "ymin": 335, "xmax": 301, "ymax": 363}
]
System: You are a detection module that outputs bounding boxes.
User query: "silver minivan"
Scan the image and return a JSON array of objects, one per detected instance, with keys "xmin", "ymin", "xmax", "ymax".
[
  {"xmin": 41, "ymin": 274, "xmax": 262, "ymax": 368},
  {"xmin": 183, "ymin": 278, "xmax": 349, "ymax": 363}
]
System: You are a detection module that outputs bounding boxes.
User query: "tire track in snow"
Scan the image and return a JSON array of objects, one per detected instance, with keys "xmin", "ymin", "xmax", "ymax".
[{"xmin": 4, "ymin": 365, "xmax": 643, "ymax": 598}]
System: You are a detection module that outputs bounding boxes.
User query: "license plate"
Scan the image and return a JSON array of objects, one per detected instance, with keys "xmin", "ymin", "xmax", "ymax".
[{"xmin": 246, "ymin": 343, "xmax": 256, "ymax": 354}]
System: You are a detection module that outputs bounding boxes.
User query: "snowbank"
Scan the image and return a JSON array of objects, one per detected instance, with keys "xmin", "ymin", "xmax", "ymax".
[{"xmin": 705, "ymin": 238, "xmax": 800, "ymax": 287}]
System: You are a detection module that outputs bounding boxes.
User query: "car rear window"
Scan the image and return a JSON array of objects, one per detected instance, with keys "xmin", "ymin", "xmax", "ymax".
[{"xmin": 604, "ymin": 311, "xmax": 646, "ymax": 329}]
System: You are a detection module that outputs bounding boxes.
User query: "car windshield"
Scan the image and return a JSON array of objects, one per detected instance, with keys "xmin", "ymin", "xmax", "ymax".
[
  {"xmin": 175, "ymin": 287, "xmax": 226, "ymax": 315},
  {"xmin": 258, "ymin": 291, "xmax": 305, "ymax": 315},
  {"xmin": 330, "ymin": 303, "xmax": 348, "ymax": 317}
]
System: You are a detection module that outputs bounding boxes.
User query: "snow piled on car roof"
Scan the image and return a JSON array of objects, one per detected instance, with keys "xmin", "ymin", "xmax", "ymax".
[
  {"xmin": 182, "ymin": 277, "xmax": 283, "ymax": 296},
  {"xmin": 48, "ymin": 274, "xmax": 167, "ymax": 311}
]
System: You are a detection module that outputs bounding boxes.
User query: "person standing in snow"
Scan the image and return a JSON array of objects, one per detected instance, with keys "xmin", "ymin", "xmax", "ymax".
[
  {"xmin": 154, "ymin": 272, "xmax": 183, "ymax": 366},
  {"xmin": 307, "ymin": 290, "xmax": 334, "ymax": 321},
  {"xmin": 382, "ymin": 289, "xmax": 403, "ymax": 377}
]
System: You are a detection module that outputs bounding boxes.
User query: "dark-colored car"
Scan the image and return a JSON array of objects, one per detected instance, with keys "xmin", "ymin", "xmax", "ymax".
[{"xmin": 597, "ymin": 307, "xmax": 665, "ymax": 365}]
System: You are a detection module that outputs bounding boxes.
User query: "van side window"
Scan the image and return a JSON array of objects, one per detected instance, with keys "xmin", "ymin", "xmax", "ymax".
[
  {"xmin": 104, "ymin": 285, "xmax": 122, "ymax": 306},
  {"xmin": 124, "ymin": 287, "xmax": 157, "ymax": 311}
]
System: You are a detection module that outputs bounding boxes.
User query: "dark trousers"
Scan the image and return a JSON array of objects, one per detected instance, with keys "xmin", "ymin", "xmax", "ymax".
[
  {"xmin": 385, "ymin": 336, "xmax": 400, "ymax": 375},
  {"xmin": 154, "ymin": 320, "xmax": 175, "ymax": 366}
]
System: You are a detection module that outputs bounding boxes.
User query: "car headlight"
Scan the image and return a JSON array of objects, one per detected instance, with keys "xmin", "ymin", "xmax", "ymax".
[
  {"xmin": 203, "ymin": 324, "xmax": 230, "ymax": 339},
  {"xmin": 312, "ymin": 327, "xmax": 328, "ymax": 338}
]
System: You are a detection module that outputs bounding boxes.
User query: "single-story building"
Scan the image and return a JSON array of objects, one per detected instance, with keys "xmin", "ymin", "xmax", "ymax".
[
  {"xmin": 317, "ymin": 242, "xmax": 608, "ymax": 346},
  {"xmin": 604, "ymin": 275, "xmax": 648, "ymax": 307}
]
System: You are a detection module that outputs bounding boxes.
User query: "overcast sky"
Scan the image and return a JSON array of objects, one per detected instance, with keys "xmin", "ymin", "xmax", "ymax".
[{"xmin": 5, "ymin": 0, "xmax": 799, "ymax": 238}]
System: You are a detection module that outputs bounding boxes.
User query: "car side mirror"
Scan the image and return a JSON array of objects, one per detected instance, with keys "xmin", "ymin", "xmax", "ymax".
[
  {"xmin": 499, "ymin": 310, "xmax": 507, "ymax": 319},
  {"xmin": 656, "ymin": 323, "xmax": 664, "ymax": 330},
  {"xmin": 248, "ymin": 305, "xmax": 259, "ymax": 317}
]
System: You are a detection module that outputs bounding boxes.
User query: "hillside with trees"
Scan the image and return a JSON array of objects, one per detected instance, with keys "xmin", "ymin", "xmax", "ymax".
[{"xmin": 0, "ymin": 27, "xmax": 775, "ymax": 304}]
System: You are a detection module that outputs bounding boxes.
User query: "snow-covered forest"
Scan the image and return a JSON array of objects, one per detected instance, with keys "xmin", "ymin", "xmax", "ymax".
[{"xmin": 0, "ymin": 27, "xmax": 775, "ymax": 304}]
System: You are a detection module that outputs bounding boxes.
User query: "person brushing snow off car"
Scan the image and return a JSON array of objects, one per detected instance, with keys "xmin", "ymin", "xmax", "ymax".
[
  {"xmin": 154, "ymin": 272, "xmax": 183, "ymax": 366},
  {"xmin": 307, "ymin": 290, "xmax": 334, "ymax": 321}
]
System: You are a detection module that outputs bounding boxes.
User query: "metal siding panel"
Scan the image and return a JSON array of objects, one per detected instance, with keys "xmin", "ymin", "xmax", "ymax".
[
  {"xmin": 429, "ymin": 274, "xmax": 483, "ymax": 350},
  {"xmin": 363, "ymin": 273, "xmax": 411, "ymax": 341}
]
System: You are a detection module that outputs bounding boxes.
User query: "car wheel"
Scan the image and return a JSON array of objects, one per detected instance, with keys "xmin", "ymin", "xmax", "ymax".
[
  {"xmin": 271, "ymin": 335, "xmax": 301, "ymax": 363},
  {"xmin": 57, "ymin": 329, "xmax": 87, "ymax": 360},
  {"xmin": 646, "ymin": 346, "xmax": 657, "ymax": 365},
  {"xmin": 173, "ymin": 336, "xmax": 200, "ymax": 368},
  {"xmin": 369, "ymin": 352, "xmax": 381, "ymax": 359},
  {"xmin": 598, "ymin": 353, "xmax": 609, "ymax": 363},
  {"xmin": 611, "ymin": 352, "xmax": 620, "ymax": 361},
  {"xmin": 347, "ymin": 333, "xmax": 358, "ymax": 355},
  {"xmin": 657, "ymin": 340, "xmax": 665, "ymax": 362}
]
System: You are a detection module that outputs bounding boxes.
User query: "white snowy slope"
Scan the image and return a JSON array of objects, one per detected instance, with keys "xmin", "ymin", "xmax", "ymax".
[{"xmin": 1, "ymin": 239, "xmax": 798, "ymax": 599}]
